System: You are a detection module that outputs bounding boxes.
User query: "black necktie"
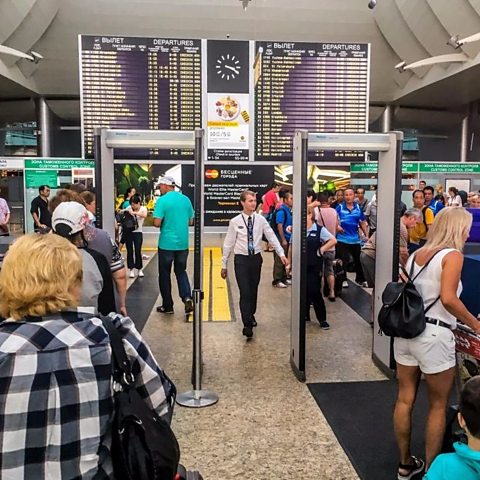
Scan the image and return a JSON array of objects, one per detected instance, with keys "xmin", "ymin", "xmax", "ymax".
[{"xmin": 247, "ymin": 216, "xmax": 254, "ymax": 255}]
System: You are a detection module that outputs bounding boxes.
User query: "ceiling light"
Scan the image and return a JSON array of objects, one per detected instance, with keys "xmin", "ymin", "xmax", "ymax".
[
  {"xmin": 0, "ymin": 45, "xmax": 43, "ymax": 64},
  {"xmin": 394, "ymin": 53, "xmax": 468, "ymax": 73},
  {"xmin": 240, "ymin": 0, "xmax": 251, "ymax": 10},
  {"xmin": 447, "ymin": 32, "xmax": 480, "ymax": 49}
]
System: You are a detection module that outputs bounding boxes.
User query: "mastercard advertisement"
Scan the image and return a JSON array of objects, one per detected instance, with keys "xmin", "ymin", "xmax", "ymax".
[{"xmin": 205, "ymin": 169, "xmax": 219, "ymax": 179}]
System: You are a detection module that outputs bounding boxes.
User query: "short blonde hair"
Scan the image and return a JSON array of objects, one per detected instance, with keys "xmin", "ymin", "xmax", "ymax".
[
  {"xmin": 424, "ymin": 207, "xmax": 472, "ymax": 251},
  {"xmin": 0, "ymin": 234, "xmax": 82, "ymax": 320}
]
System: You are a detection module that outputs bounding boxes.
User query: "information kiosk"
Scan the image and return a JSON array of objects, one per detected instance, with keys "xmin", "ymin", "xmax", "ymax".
[{"xmin": 291, "ymin": 131, "xmax": 403, "ymax": 381}]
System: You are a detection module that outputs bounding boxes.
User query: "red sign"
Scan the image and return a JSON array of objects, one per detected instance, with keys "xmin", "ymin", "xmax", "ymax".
[{"xmin": 454, "ymin": 329, "xmax": 480, "ymax": 360}]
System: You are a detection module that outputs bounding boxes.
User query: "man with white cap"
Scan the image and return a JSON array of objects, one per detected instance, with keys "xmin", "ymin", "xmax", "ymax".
[
  {"xmin": 52, "ymin": 201, "xmax": 116, "ymax": 315},
  {"xmin": 153, "ymin": 176, "xmax": 194, "ymax": 315}
]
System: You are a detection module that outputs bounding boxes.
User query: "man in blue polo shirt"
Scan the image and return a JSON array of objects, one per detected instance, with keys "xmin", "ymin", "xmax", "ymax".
[
  {"xmin": 336, "ymin": 187, "xmax": 369, "ymax": 287},
  {"xmin": 153, "ymin": 176, "xmax": 194, "ymax": 315}
]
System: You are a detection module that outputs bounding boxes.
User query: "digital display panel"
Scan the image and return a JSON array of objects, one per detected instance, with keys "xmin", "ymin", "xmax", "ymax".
[
  {"xmin": 254, "ymin": 41, "xmax": 369, "ymax": 161},
  {"xmin": 80, "ymin": 36, "xmax": 202, "ymax": 159}
]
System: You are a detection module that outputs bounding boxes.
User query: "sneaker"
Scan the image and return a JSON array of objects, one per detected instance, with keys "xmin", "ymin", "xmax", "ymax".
[
  {"xmin": 360, "ymin": 281, "xmax": 368, "ymax": 288},
  {"xmin": 285, "ymin": 279, "xmax": 292, "ymax": 285},
  {"xmin": 142, "ymin": 254, "xmax": 150, "ymax": 260},
  {"xmin": 242, "ymin": 326, "xmax": 253, "ymax": 339},
  {"xmin": 184, "ymin": 297, "xmax": 193, "ymax": 314},
  {"xmin": 138, "ymin": 269, "xmax": 144, "ymax": 278},
  {"xmin": 319, "ymin": 321, "xmax": 330, "ymax": 330},
  {"xmin": 274, "ymin": 282, "xmax": 288, "ymax": 288},
  {"xmin": 156, "ymin": 305, "xmax": 174, "ymax": 314},
  {"xmin": 397, "ymin": 456, "xmax": 424, "ymax": 480},
  {"xmin": 129, "ymin": 269, "xmax": 135, "ymax": 278},
  {"xmin": 342, "ymin": 280, "xmax": 349, "ymax": 288}
]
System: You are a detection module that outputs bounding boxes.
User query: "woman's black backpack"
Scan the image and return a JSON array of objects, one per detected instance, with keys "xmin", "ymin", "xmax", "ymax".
[
  {"xmin": 378, "ymin": 250, "xmax": 443, "ymax": 339},
  {"xmin": 100, "ymin": 316, "xmax": 180, "ymax": 480}
]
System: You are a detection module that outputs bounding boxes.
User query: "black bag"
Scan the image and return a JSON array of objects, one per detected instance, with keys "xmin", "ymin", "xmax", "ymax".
[
  {"xmin": 119, "ymin": 211, "xmax": 138, "ymax": 233},
  {"xmin": 323, "ymin": 258, "xmax": 346, "ymax": 298},
  {"xmin": 441, "ymin": 404, "xmax": 468, "ymax": 453},
  {"xmin": 378, "ymin": 250, "xmax": 443, "ymax": 339},
  {"xmin": 100, "ymin": 316, "xmax": 180, "ymax": 480}
]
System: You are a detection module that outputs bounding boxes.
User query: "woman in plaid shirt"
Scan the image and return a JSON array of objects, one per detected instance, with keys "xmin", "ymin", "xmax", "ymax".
[{"xmin": 0, "ymin": 234, "xmax": 176, "ymax": 479}]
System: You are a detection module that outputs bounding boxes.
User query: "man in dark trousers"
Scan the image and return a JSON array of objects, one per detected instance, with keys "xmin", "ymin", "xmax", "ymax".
[
  {"xmin": 221, "ymin": 190, "xmax": 288, "ymax": 339},
  {"xmin": 30, "ymin": 185, "xmax": 51, "ymax": 232}
]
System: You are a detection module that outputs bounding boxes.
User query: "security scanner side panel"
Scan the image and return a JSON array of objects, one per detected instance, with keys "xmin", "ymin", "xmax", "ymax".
[
  {"xmin": 372, "ymin": 132, "xmax": 403, "ymax": 375},
  {"xmin": 290, "ymin": 130, "xmax": 308, "ymax": 382}
]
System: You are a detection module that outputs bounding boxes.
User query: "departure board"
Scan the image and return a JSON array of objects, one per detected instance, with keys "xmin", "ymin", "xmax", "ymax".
[
  {"xmin": 254, "ymin": 42, "xmax": 369, "ymax": 161},
  {"xmin": 80, "ymin": 36, "xmax": 202, "ymax": 159}
]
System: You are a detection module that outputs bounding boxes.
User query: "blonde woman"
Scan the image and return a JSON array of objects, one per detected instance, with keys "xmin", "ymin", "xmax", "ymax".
[
  {"xmin": 393, "ymin": 207, "xmax": 480, "ymax": 480},
  {"xmin": 0, "ymin": 234, "xmax": 175, "ymax": 478}
]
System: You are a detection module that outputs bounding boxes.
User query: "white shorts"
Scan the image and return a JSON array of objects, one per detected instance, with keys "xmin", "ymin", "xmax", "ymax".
[{"xmin": 394, "ymin": 323, "xmax": 456, "ymax": 375}]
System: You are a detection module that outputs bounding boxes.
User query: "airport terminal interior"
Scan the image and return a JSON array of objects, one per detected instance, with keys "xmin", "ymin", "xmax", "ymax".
[{"xmin": 3, "ymin": 1, "xmax": 480, "ymax": 479}]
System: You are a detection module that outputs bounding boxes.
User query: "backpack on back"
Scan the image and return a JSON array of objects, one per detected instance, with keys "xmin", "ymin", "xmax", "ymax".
[{"xmin": 378, "ymin": 250, "xmax": 443, "ymax": 339}]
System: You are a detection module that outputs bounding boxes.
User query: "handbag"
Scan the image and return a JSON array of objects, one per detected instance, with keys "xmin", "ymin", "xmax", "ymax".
[
  {"xmin": 378, "ymin": 250, "xmax": 443, "ymax": 339},
  {"xmin": 119, "ymin": 211, "xmax": 138, "ymax": 233},
  {"xmin": 99, "ymin": 315, "xmax": 180, "ymax": 480}
]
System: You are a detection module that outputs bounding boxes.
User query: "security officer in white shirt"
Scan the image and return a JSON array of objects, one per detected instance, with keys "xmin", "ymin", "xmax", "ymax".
[{"xmin": 221, "ymin": 190, "xmax": 288, "ymax": 339}]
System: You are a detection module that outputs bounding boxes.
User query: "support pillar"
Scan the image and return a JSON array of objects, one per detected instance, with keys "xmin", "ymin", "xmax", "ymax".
[
  {"xmin": 460, "ymin": 106, "xmax": 470, "ymax": 163},
  {"xmin": 381, "ymin": 105, "xmax": 393, "ymax": 133},
  {"xmin": 35, "ymin": 97, "xmax": 52, "ymax": 157}
]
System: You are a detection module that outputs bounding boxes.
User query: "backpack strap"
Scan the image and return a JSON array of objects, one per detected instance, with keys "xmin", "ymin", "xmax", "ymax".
[
  {"xmin": 408, "ymin": 249, "xmax": 446, "ymax": 313},
  {"xmin": 99, "ymin": 314, "xmax": 135, "ymax": 388}
]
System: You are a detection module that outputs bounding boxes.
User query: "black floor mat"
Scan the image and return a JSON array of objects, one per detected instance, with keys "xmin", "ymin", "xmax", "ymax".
[
  {"xmin": 338, "ymin": 279, "xmax": 372, "ymax": 324},
  {"xmin": 307, "ymin": 380, "xmax": 452, "ymax": 480},
  {"xmin": 126, "ymin": 253, "xmax": 158, "ymax": 332}
]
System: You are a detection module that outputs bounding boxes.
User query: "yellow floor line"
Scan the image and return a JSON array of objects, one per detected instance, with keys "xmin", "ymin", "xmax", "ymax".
[
  {"xmin": 202, "ymin": 249, "xmax": 211, "ymax": 321},
  {"xmin": 210, "ymin": 247, "xmax": 231, "ymax": 321},
  {"xmin": 186, "ymin": 247, "xmax": 232, "ymax": 322}
]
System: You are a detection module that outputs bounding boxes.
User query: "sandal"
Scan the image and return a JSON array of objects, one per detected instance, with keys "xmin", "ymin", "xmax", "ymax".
[{"xmin": 397, "ymin": 456, "xmax": 424, "ymax": 480}]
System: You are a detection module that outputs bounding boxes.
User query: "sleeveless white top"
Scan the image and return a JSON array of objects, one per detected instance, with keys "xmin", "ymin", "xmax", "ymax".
[{"xmin": 405, "ymin": 248, "xmax": 462, "ymax": 329}]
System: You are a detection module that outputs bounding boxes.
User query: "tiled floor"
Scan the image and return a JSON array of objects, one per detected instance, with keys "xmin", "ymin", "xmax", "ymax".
[{"xmin": 137, "ymin": 252, "xmax": 386, "ymax": 479}]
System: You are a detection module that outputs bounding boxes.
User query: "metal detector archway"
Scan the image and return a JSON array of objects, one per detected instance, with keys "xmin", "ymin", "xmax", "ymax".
[
  {"xmin": 94, "ymin": 128, "xmax": 218, "ymax": 408},
  {"xmin": 291, "ymin": 131, "xmax": 403, "ymax": 381}
]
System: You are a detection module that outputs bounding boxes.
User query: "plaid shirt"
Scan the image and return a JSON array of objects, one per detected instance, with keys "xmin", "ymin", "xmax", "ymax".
[{"xmin": 0, "ymin": 309, "xmax": 175, "ymax": 479}]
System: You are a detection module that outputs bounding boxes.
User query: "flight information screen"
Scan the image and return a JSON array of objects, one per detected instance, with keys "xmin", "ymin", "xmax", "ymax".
[
  {"xmin": 254, "ymin": 41, "xmax": 369, "ymax": 161},
  {"xmin": 80, "ymin": 36, "xmax": 202, "ymax": 159}
]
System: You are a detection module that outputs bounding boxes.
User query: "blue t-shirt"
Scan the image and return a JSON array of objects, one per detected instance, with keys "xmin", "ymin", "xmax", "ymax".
[
  {"xmin": 307, "ymin": 223, "xmax": 334, "ymax": 242},
  {"xmin": 275, "ymin": 204, "xmax": 292, "ymax": 241},
  {"xmin": 153, "ymin": 191, "xmax": 194, "ymax": 250},
  {"xmin": 424, "ymin": 442, "xmax": 480, "ymax": 480},
  {"xmin": 336, "ymin": 202, "xmax": 365, "ymax": 244}
]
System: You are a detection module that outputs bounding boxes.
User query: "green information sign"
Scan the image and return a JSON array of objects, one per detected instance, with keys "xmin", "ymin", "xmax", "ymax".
[
  {"xmin": 350, "ymin": 162, "xmax": 418, "ymax": 174},
  {"xmin": 24, "ymin": 158, "xmax": 95, "ymax": 170},
  {"xmin": 25, "ymin": 170, "xmax": 59, "ymax": 188},
  {"xmin": 418, "ymin": 163, "xmax": 480, "ymax": 174}
]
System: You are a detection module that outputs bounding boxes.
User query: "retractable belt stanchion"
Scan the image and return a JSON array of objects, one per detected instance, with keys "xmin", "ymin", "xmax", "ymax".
[{"xmin": 177, "ymin": 128, "xmax": 219, "ymax": 408}]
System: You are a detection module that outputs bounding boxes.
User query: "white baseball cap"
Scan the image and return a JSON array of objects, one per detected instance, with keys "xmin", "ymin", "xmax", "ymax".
[
  {"xmin": 158, "ymin": 175, "xmax": 176, "ymax": 186},
  {"xmin": 52, "ymin": 202, "xmax": 89, "ymax": 237}
]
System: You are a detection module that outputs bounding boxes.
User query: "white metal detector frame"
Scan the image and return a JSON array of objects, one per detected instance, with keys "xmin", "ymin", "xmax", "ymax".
[
  {"xmin": 94, "ymin": 128, "xmax": 218, "ymax": 408},
  {"xmin": 291, "ymin": 131, "xmax": 403, "ymax": 381}
]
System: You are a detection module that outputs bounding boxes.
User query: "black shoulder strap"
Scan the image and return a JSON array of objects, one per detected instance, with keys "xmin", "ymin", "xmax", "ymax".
[
  {"xmin": 409, "ymin": 249, "xmax": 445, "ymax": 283},
  {"xmin": 99, "ymin": 314, "xmax": 134, "ymax": 386},
  {"xmin": 318, "ymin": 208, "xmax": 326, "ymax": 227}
]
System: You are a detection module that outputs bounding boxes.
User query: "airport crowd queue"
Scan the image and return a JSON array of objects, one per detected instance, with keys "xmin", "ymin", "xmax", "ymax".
[{"xmin": 1, "ymin": 177, "xmax": 480, "ymax": 479}]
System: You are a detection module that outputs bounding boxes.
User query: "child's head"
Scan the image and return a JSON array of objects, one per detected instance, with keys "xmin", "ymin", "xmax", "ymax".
[{"xmin": 459, "ymin": 376, "xmax": 480, "ymax": 440}]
